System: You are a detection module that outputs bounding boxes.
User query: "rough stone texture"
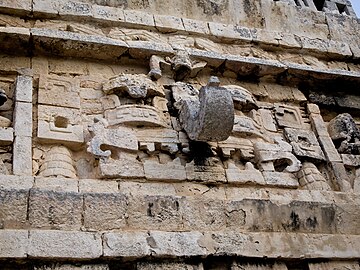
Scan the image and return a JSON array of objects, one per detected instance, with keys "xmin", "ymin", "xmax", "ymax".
[
  {"xmin": 28, "ymin": 189, "xmax": 82, "ymax": 230},
  {"xmin": 0, "ymin": 230, "xmax": 28, "ymax": 258},
  {"xmin": 28, "ymin": 230, "xmax": 102, "ymax": 259}
]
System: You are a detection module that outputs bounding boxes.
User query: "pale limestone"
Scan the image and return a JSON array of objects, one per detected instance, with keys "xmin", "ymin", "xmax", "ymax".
[
  {"xmin": 13, "ymin": 102, "xmax": 32, "ymax": 137},
  {"xmin": 28, "ymin": 230, "xmax": 102, "ymax": 259},
  {"xmin": 0, "ymin": 230, "xmax": 28, "ymax": 258},
  {"xmin": 14, "ymin": 74, "xmax": 32, "ymax": 103},
  {"xmin": 13, "ymin": 136, "xmax": 32, "ymax": 176},
  {"xmin": 34, "ymin": 177, "xmax": 78, "ymax": 193}
]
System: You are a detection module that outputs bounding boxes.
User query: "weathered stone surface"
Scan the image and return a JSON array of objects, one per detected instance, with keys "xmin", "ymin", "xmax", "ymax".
[
  {"xmin": 180, "ymin": 77, "xmax": 234, "ymax": 142},
  {"xmin": 137, "ymin": 262, "xmax": 203, "ymax": 270},
  {"xmin": 0, "ymin": 230, "xmax": 28, "ymax": 258},
  {"xmin": 13, "ymin": 102, "xmax": 32, "ymax": 137},
  {"xmin": 35, "ymin": 264, "xmax": 110, "ymax": 270},
  {"xmin": 13, "ymin": 136, "xmax": 32, "ymax": 176},
  {"xmin": 34, "ymin": 177, "xmax": 78, "ymax": 193},
  {"xmin": 83, "ymin": 193, "xmax": 128, "ymax": 230},
  {"xmin": 28, "ymin": 189, "xmax": 82, "ymax": 230},
  {"xmin": 14, "ymin": 74, "xmax": 32, "ymax": 103},
  {"xmin": 28, "ymin": 230, "xmax": 102, "ymax": 259},
  {"xmin": 144, "ymin": 158, "xmax": 186, "ymax": 181},
  {"xmin": 0, "ymin": 188, "xmax": 28, "ymax": 229},
  {"xmin": 127, "ymin": 195, "xmax": 184, "ymax": 230}
]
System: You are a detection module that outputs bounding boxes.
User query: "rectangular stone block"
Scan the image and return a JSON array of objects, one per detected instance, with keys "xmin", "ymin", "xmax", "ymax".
[
  {"xmin": 0, "ymin": 189, "xmax": 28, "ymax": 229},
  {"xmin": 0, "ymin": 0, "xmax": 31, "ymax": 15},
  {"xmin": 14, "ymin": 74, "xmax": 32, "ymax": 103},
  {"xmin": 38, "ymin": 75, "xmax": 80, "ymax": 109},
  {"xmin": 0, "ymin": 127, "xmax": 14, "ymax": 145},
  {"xmin": 263, "ymin": 172, "xmax": 299, "ymax": 188},
  {"xmin": 182, "ymin": 197, "xmax": 226, "ymax": 230},
  {"xmin": 103, "ymin": 231, "xmax": 150, "ymax": 258},
  {"xmin": 144, "ymin": 158, "xmax": 186, "ymax": 181},
  {"xmin": 154, "ymin": 14, "xmax": 185, "ymax": 33},
  {"xmin": 127, "ymin": 195, "xmax": 184, "ymax": 230},
  {"xmin": 119, "ymin": 182, "xmax": 176, "ymax": 196},
  {"xmin": 148, "ymin": 231, "xmax": 206, "ymax": 257},
  {"xmin": 208, "ymin": 22, "xmax": 252, "ymax": 41},
  {"xmin": 308, "ymin": 261, "xmax": 360, "ymax": 270},
  {"xmin": 37, "ymin": 105, "xmax": 84, "ymax": 144},
  {"xmin": 14, "ymin": 102, "xmax": 32, "ymax": 137},
  {"xmin": 29, "ymin": 189, "xmax": 82, "ymax": 230},
  {"xmin": 182, "ymin": 18, "xmax": 210, "ymax": 35},
  {"xmin": 29, "ymin": 230, "xmax": 102, "ymax": 259},
  {"xmin": 34, "ymin": 177, "xmax": 78, "ymax": 193},
  {"xmin": 0, "ymin": 175, "xmax": 33, "ymax": 190},
  {"xmin": 137, "ymin": 262, "xmax": 203, "ymax": 270},
  {"xmin": 35, "ymin": 264, "xmax": 110, "ymax": 270},
  {"xmin": 124, "ymin": 10, "xmax": 155, "ymax": 27},
  {"xmin": 318, "ymin": 136, "xmax": 342, "ymax": 162},
  {"xmin": 93, "ymin": 4, "xmax": 125, "ymax": 22},
  {"xmin": 0, "ymin": 230, "xmax": 28, "ymax": 258},
  {"xmin": 83, "ymin": 193, "xmax": 128, "ymax": 230},
  {"xmin": 79, "ymin": 179, "xmax": 118, "ymax": 193},
  {"xmin": 13, "ymin": 136, "xmax": 32, "ymax": 176}
]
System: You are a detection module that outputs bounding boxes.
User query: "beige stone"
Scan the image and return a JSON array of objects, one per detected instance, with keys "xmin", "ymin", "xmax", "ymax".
[
  {"xmin": 34, "ymin": 177, "xmax": 78, "ymax": 193},
  {"xmin": 0, "ymin": 188, "xmax": 29, "ymax": 229},
  {"xmin": 0, "ymin": 230, "xmax": 28, "ymax": 258},
  {"xmin": 137, "ymin": 262, "xmax": 203, "ymax": 270},
  {"xmin": 308, "ymin": 261, "xmax": 360, "ymax": 270},
  {"xmin": 28, "ymin": 230, "xmax": 102, "ymax": 259},
  {"xmin": 13, "ymin": 136, "xmax": 32, "ymax": 176},
  {"xmin": 13, "ymin": 102, "xmax": 32, "ymax": 137},
  {"xmin": 154, "ymin": 15, "xmax": 185, "ymax": 33},
  {"xmin": 83, "ymin": 193, "xmax": 128, "ymax": 230},
  {"xmin": 29, "ymin": 189, "xmax": 82, "ymax": 230},
  {"xmin": 35, "ymin": 264, "xmax": 110, "ymax": 270},
  {"xmin": 14, "ymin": 74, "xmax": 32, "ymax": 103},
  {"xmin": 144, "ymin": 158, "xmax": 186, "ymax": 181},
  {"xmin": 79, "ymin": 179, "xmax": 118, "ymax": 193}
]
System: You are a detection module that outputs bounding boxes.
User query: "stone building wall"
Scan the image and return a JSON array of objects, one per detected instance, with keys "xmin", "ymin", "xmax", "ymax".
[{"xmin": 0, "ymin": 0, "xmax": 360, "ymax": 269}]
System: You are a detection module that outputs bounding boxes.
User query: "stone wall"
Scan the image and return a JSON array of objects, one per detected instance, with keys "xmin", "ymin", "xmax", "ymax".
[{"xmin": 0, "ymin": 0, "xmax": 360, "ymax": 269}]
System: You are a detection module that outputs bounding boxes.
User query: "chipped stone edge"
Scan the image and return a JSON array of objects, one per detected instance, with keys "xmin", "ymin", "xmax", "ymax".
[{"xmin": 1, "ymin": 229, "xmax": 360, "ymax": 259}]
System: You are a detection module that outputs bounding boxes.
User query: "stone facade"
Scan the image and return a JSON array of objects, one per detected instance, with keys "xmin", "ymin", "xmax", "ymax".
[{"xmin": 0, "ymin": 0, "xmax": 360, "ymax": 269}]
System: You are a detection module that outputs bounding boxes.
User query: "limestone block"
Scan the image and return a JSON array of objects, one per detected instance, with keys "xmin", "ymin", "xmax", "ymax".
[
  {"xmin": 328, "ymin": 162, "xmax": 352, "ymax": 192},
  {"xmin": 182, "ymin": 197, "xmax": 226, "ymax": 230},
  {"xmin": 13, "ymin": 136, "xmax": 32, "ymax": 176},
  {"xmin": 274, "ymin": 104, "xmax": 303, "ymax": 129},
  {"xmin": 259, "ymin": 109, "xmax": 277, "ymax": 132},
  {"xmin": 119, "ymin": 182, "xmax": 176, "ymax": 196},
  {"xmin": 103, "ymin": 231, "xmax": 150, "ymax": 257},
  {"xmin": 284, "ymin": 128, "xmax": 325, "ymax": 160},
  {"xmin": 180, "ymin": 77, "xmax": 234, "ymax": 141},
  {"xmin": 307, "ymin": 103, "xmax": 321, "ymax": 114},
  {"xmin": 136, "ymin": 128, "xmax": 179, "ymax": 146},
  {"xmin": 231, "ymin": 262, "xmax": 288, "ymax": 270},
  {"xmin": 83, "ymin": 193, "xmax": 128, "ymax": 230},
  {"xmin": 218, "ymin": 137, "xmax": 254, "ymax": 159},
  {"xmin": 79, "ymin": 179, "xmax": 118, "ymax": 193},
  {"xmin": 0, "ymin": 230, "xmax": 28, "ymax": 258},
  {"xmin": 35, "ymin": 264, "xmax": 109, "ymax": 270},
  {"xmin": 208, "ymin": 22, "xmax": 252, "ymax": 41},
  {"xmin": 137, "ymin": 262, "xmax": 203, "ymax": 270},
  {"xmin": 152, "ymin": 96, "xmax": 168, "ymax": 112},
  {"xmin": 310, "ymin": 114, "xmax": 329, "ymax": 137},
  {"xmin": 308, "ymin": 261, "xmax": 360, "ymax": 270},
  {"xmin": 123, "ymin": 10, "xmax": 155, "ymax": 27},
  {"xmin": 144, "ymin": 158, "xmax": 186, "ymax": 181},
  {"xmin": 263, "ymin": 172, "xmax": 299, "ymax": 188},
  {"xmin": 28, "ymin": 230, "xmax": 102, "ymax": 259},
  {"xmin": 29, "ymin": 189, "xmax": 82, "ymax": 230},
  {"xmin": 154, "ymin": 15, "xmax": 185, "ymax": 33},
  {"xmin": 38, "ymin": 75, "xmax": 80, "ymax": 109},
  {"xmin": 59, "ymin": 1, "xmax": 93, "ymax": 17},
  {"xmin": 147, "ymin": 231, "xmax": 207, "ymax": 257},
  {"xmin": 93, "ymin": 4, "xmax": 125, "ymax": 22},
  {"xmin": 14, "ymin": 102, "xmax": 32, "ymax": 137},
  {"xmin": 37, "ymin": 105, "xmax": 84, "ymax": 144},
  {"xmin": 226, "ymin": 162, "xmax": 266, "ymax": 185},
  {"xmin": 0, "ymin": 127, "xmax": 14, "ymax": 145},
  {"xmin": 0, "ymin": 175, "xmax": 33, "ymax": 190},
  {"xmin": 98, "ymin": 153, "xmax": 144, "ymax": 179},
  {"xmin": 34, "ymin": 177, "xmax": 78, "ymax": 193},
  {"xmin": 318, "ymin": 135, "xmax": 342, "ymax": 162},
  {"xmin": 0, "ymin": 0, "xmax": 32, "ymax": 14},
  {"xmin": 0, "ymin": 189, "xmax": 28, "ymax": 229},
  {"xmin": 14, "ymin": 74, "xmax": 32, "ymax": 103},
  {"xmin": 186, "ymin": 161, "xmax": 227, "ymax": 183},
  {"xmin": 127, "ymin": 195, "xmax": 184, "ymax": 230},
  {"xmin": 105, "ymin": 105, "xmax": 171, "ymax": 128},
  {"xmin": 182, "ymin": 18, "xmax": 210, "ymax": 35},
  {"xmin": 342, "ymin": 154, "xmax": 360, "ymax": 167}
]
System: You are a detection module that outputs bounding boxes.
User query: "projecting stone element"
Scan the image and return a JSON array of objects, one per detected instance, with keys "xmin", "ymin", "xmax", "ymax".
[
  {"xmin": 328, "ymin": 113, "xmax": 360, "ymax": 155},
  {"xmin": 39, "ymin": 145, "xmax": 77, "ymax": 178},
  {"xmin": 179, "ymin": 77, "xmax": 234, "ymax": 142},
  {"xmin": 103, "ymin": 74, "xmax": 165, "ymax": 98},
  {"xmin": 254, "ymin": 137, "xmax": 301, "ymax": 173},
  {"xmin": 284, "ymin": 128, "xmax": 325, "ymax": 160},
  {"xmin": 224, "ymin": 85, "xmax": 258, "ymax": 112}
]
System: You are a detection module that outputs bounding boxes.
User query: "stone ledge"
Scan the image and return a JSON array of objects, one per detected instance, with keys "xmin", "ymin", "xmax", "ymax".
[
  {"xmin": 0, "ymin": 0, "xmax": 357, "ymax": 59},
  {"xmin": 1, "ymin": 229, "xmax": 360, "ymax": 259},
  {"xmin": 0, "ymin": 26, "xmax": 358, "ymax": 84}
]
